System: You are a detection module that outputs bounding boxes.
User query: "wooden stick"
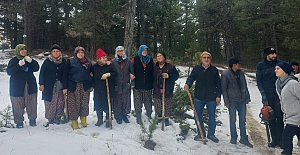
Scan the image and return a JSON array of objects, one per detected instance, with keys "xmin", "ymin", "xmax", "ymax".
[{"xmin": 105, "ymin": 78, "xmax": 112, "ymax": 129}]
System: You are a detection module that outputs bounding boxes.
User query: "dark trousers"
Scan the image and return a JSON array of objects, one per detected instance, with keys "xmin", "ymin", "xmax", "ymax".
[
  {"xmin": 266, "ymin": 94, "xmax": 284, "ymax": 143},
  {"xmin": 282, "ymin": 124, "xmax": 300, "ymax": 155}
]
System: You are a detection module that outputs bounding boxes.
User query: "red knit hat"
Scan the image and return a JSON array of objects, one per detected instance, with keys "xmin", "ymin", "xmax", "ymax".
[{"xmin": 96, "ymin": 48, "xmax": 107, "ymax": 59}]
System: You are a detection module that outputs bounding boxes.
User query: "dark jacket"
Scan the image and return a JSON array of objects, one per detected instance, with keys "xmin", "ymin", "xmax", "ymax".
[
  {"xmin": 256, "ymin": 58, "xmax": 282, "ymax": 96},
  {"xmin": 221, "ymin": 69, "xmax": 250, "ymax": 106},
  {"xmin": 91, "ymin": 63, "xmax": 117, "ymax": 111},
  {"xmin": 7, "ymin": 57, "xmax": 40, "ymax": 97},
  {"xmin": 39, "ymin": 58, "xmax": 66, "ymax": 102},
  {"xmin": 132, "ymin": 56, "xmax": 153, "ymax": 90},
  {"xmin": 111, "ymin": 58, "xmax": 134, "ymax": 95},
  {"xmin": 153, "ymin": 62, "xmax": 179, "ymax": 98},
  {"xmin": 185, "ymin": 64, "xmax": 221, "ymax": 102},
  {"xmin": 62, "ymin": 57, "xmax": 92, "ymax": 92}
]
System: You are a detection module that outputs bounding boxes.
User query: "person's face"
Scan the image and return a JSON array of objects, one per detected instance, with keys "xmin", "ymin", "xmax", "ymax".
[
  {"xmin": 232, "ymin": 63, "xmax": 241, "ymax": 70},
  {"xmin": 267, "ymin": 53, "xmax": 277, "ymax": 61},
  {"xmin": 156, "ymin": 53, "xmax": 165, "ymax": 63},
  {"xmin": 142, "ymin": 49, "xmax": 148, "ymax": 56},
  {"xmin": 51, "ymin": 49, "xmax": 61, "ymax": 58},
  {"xmin": 117, "ymin": 50, "xmax": 124, "ymax": 56},
  {"xmin": 76, "ymin": 50, "xmax": 84, "ymax": 59},
  {"xmin": 201, "ymin": 54, "xmax": 211, "ymax": 66},
  {"xmin": 20, "ymin": 47, "xmax": 27, "ymax": 57},
  {"xmin": 292, "ymin": 65, "xmax": 299, "ymax": 74},
  {"xmin": 275, "ymin": 66, "xmax": 286, "ymax": 78},
  {"xmin": 98, "ymin": 56, "xmax": 107, "ymax": 64}
]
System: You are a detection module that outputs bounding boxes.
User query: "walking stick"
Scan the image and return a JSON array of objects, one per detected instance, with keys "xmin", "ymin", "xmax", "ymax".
[
  {"xmin": 64, "ymin": 94, "xmax": 68, "ymax": 120},
  {"xmin": 105, "ymin": 78, "xmax": 112, "ymax": 129},
  {"xmin": 159, "ymin": 77, "xmax": 169, "ymax": 131},
  {"xmin": 186, "ymin": 90, "xmax": 207, "ymax": 144}
]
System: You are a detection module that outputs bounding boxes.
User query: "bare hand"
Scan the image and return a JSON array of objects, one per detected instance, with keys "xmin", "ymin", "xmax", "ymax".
[
  {"xmin": 106, "ymin": 61, "xmax": 111, "ymax": 65},
  {"xmin": 90, "ymin": 87, "xmax": 94, "ymax": 92},
  {"xmin": 63, "ymin": 89, "xmax": 68, "ymax": 95},
  {"xmin": 184, "ymin": 84, "xmax": 189, "ymax": 91},
  {"xmin": 131, "ymin": 86, "xmax": 135, "ymax": 89},
  {"xmin": 216, "ymin": 97, "xmax": 221, "ymax": 104},
  {"xmin": 39, "ymin": 85, "xmax": 44, "ymax": 92},
  {"xmin": 226, "ymin": 105, "xmax": 230, "ymax": 108},
  {"xmin": 129, "ymin": 73, "xmax": 135, "ymax": 80}
]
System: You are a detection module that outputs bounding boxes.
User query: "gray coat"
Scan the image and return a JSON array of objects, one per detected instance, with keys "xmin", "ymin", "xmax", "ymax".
[
  {"xmin": 221, "ymin": 69, "xmax": 250, "ymax": 106},
  {"xmin": 276, "ymin": 75, "xmax": 300, "ymax": 126},
  {"xmin": 111, "ymin": 58, "xmax": 134, "ymax": 95}
]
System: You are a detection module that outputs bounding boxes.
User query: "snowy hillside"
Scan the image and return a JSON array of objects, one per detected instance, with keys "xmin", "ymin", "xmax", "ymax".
[{"xmin": 0, "ymin": 52, "xmax": 299, "ymax": 155}]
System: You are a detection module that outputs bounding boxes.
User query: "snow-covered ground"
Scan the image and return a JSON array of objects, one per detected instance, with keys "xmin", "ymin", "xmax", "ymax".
[{"xmin": 0, "ymin": 52, "xmax": 299, "ymax": 155}]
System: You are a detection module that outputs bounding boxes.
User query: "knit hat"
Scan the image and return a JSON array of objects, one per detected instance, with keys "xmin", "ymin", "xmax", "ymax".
[
  {"xmin": 290, "ymin": 61, "xmax": 299, "ymax": 66},
  {"xmin": 228, "ymin": 57, "xmax": 241, "ymax": 68},
  {"xmin": 14, "ymin": 44, "xmax": 26, "ymax": 60},
  {"xmin": 96, "ymin": 48, "xmax": 107, "ymax": 59},
  {"xmin": 74, "ymin": 46, "xmax": 85, "ymax": 55},
  {"xmin": 115, "ymin": 46, "xmax": 124, "ymax": 52},
  {"xmin": 264, "ymin": 47, "xmax": 277, "ymax": 55},
  {"xmin": 50, "ymin": 44, "xmax": 61, "ymax": 52},
  {"xmin": 156, "ymin": 51, "xmax": 167, "ymax": 60},
  {"xmin": 277, "ymin": 62, "xmax": 293, "ymax": 75},
  {"xmin": 201, "ymin": 51, "xmax": 212, "ymax": 58}
]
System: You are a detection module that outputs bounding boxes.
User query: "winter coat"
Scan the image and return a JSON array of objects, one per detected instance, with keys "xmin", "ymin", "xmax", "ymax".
[
  {"xmin": 39, "ymin": 58, "xmax": 66, "ymax": 102},
  {"xmin": 153, "ymin": 62, "xmax": 179, "ymax": 99},
  {"xmin": 7, "ymin": 57, "xmax": 40, "ymax": 97},
  {"xmin": 62, "ymin": 57, "xmax": 92, "ymax": 92},
  {"xmin": 91, "ymin": 63, "xmax": 117, "ymax": 111},
  {"xmin": 185, "ymin": 64, "xmax": 221, "ymax": 102},
  {"xmin": 221, "ymin": 69, "xmax": 250, "ymax": 106},
  {"xmin": 256, "ymin": 58, "xmax": 282, "ymax": 96},
  {"xmin": 276, "ymin": 75, "xmax": 300, "ymax": 126},
  {"xmin": 132, "ymin": 56, "xmax": 154, "ymax": 90},
  {"xmin": 111, "ymin": 57, "xmax": 134, "ymax": 95}
]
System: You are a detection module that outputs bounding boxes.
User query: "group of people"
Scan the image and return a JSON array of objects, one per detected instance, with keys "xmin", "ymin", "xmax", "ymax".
[
  {"xmin": 7, "ymin": 43, "xmax": 300, "ymax": 154},
  {"xmin": 7, "ymin": 43, "xmax": 179, "ymax": 130}
]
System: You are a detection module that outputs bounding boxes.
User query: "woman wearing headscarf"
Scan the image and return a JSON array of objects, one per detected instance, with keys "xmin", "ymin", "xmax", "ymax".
[
  {"xmin": 7, "ymin": 44, "xmax": 40, "ymax": 128},
  {"xmin": 111, "ymin": 46, "xmax": 134, "ymax": 124},
  {"xmin": 62, "ymin": 46, "xmax": 93, "ymax": 129},
  {"xmin": 275, "ymin": 62, "xmax": 300, "ymax": 155},
  {"xmin": 39, "ymin": 44, "xmax": 66, "ymax": 127},
  {"xmin": 92, "ymin": 48, "xmax": 117, "ymax": 127},
  {"xmin": 131, "ymin": 45, "xmax": 154, "ymax": 124}
]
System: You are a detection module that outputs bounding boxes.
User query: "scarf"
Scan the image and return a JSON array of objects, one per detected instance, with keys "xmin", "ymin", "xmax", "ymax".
[
  {"xmin": 79, "ymin": 57, "xmax": 89, "ymax": 69},
  {"xmin": 276, "ymin": 74, "xmax": 296, "ymax": 95},
  {"xmin": 49, "ymin": 54, "xmax": 62, "ymax": 65},
  {"xmin": 115, "ymin": 53, "xmax": 127, "ymax": 63}
]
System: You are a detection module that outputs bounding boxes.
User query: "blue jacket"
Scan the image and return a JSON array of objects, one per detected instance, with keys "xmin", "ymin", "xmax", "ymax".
[{"xmin": 256, "ymin": 58, "xmax": 282, "ymax": 96}]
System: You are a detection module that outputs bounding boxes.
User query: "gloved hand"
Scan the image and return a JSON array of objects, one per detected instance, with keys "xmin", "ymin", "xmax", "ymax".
[
  {"xmin": 262, "ymin": 95, "xmax": 267, "ymax": 104},
  {"xmin": 101, "ymin": 73, "xmax": 111, "ymax": 80},
  {"xmin": 24, "ymin": 56, "xmax": 32, "ymax": 63},
  {"xmin": 162, "ymin": 73, "xmax": 169, "ymax": 79},
  {"xmin": 18, "ymin": 59, "xmax": 25, "ymax": 66}
]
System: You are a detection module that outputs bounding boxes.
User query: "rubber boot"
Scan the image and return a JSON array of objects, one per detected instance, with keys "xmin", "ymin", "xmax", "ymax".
[
  {"xmin": 80, "ymin": 116, "xmax": 88, "ymax": 127},
  {"xmin": 71, "ymin": 120, "xmax": 79, "ymax": 129},
  {"xmin": 136, "ymin": 112, "xmax": 141, "ymax": 124},
  {"xmin": 105, "ymin": 114, "xmax": 110, "ymax": 128},
  {"xmin": 95, "ymin": 111, "xmax": 103, "ymax": 126},
  {"xmin": 146, "ymin": 111, "xmax": 152, "ymax": 118}
]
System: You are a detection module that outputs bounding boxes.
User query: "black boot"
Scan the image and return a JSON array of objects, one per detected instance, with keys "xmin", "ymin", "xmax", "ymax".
[
  {"xmin": 105, "ymin": 114, "xmax": 110, "ymax": 128},
  {"xmin": 29, "ymin": 120, "xmax": 36, "ymax": 127},
  {"xmin": 123, "ymin": 115, "xmax": 130, "ymax": 123},
  {"xmin": 54, "ymin": 117, "xmax": 61, "ymax": 125},
  {"xmin": 136, "ymin": 112, "xmax": 141, "ymax": 124},
  {"xmin": 146, "ymin": 111, "xmax": 152, "ymax": 118},
  {"xmin": 165, "ymin": 119, "xmax": 170, "ymax": 126},
  {"xmin": 230, "ymin": 136, "xmax": 237, "ymax": 144},
  {"xmin": 268, "ymin": 141, "xmax": 278, "ymax": 148},
  {"xmin": 240, "ymin": 135, "xmax": 253, "ymax": 148},
  {"xmin": 95, "ymin": 111, "xmax": 103, "ymax": 126},
  {"xmin": 16, "ymin": 122, "xmax": 23, "ymax": 128}
]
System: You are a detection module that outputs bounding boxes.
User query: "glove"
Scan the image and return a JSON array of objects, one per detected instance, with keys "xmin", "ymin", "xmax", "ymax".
[
  {"xmin": 18, "ymin": 59, "xmax": 25, "ymax": 66},
  {"xmin": 262, "ymin": 95, "xmax": 267, "ymax": 104},
  {"xmin": 24, "ymin": 56, "xmax": 32, "ymax": 63},
  {"xmin": 101, "ymin": 73, "xmax": 111, "ymax": 80},
  {"xmin": 162, "ymin": 73, "xmax": 169, "ymax": 79}
]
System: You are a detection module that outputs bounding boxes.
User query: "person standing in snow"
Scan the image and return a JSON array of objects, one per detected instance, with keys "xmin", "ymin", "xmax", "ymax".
[
  {"xmin": 131, "ymin": 45, "xmax": 154, "ymax": 124},
  {"xmin": 7, "ymin": 44, "xmax": 40, "ymax": 128},
  {"xmin": 62, "ymin": 46, "xmax": 93, "ymax": 129},
  {"xmin": 221, "ymin": 57, "xmax": 253, "ymax": 147},
  {"xmin": 92, "ymin": 48, "xmax": 117, "ymax": 127},
  {"xmin": 184, "ymin": 51, "xmax": 221, "ymax": 143},
  {"xmin": 256, "ymin": 46, "xmax": 284, "ymax": 148},
  {"xmin": 39, "ymin": 44, "xmax": 66, "ymax": 126},
  {"xmin": 275, "ymin": 62, "xmax": 300, "ymax": 155},
  {"xmin": 153, "ymin": 52, "xmax": 179, "ymax": 126},
  {"xmin": 111, "ymin": 46, "xmax": 134, "ymax": 124}
]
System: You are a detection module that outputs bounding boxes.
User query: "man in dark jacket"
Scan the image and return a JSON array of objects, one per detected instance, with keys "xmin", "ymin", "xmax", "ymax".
[
  {"xmin": 221, "ymin": 57, "xmax": 252, "ymax": 147},
  {"xmin": 184, "ymin": 51, "xmax": 221, "ymax": 143},
  {"xmin": 256, "ymin": 46, "xmax": 283, "ymax": 148}
]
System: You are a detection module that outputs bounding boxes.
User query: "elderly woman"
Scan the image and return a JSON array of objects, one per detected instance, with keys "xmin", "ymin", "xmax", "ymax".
[
  {"xmin": 111, "ymin": 46, "xmax": 134, "ymax": 124},
  {"xmin": 275, "ymin": 62, "xmax": 300, "ymax": 155},
  {"xmin": 62, "ymin": 46, "xmax": 93, "ymax": 129},
  {"xmin": 39, "ymin": 44, "xmax": 66, "ymax": 127},
  {"xmin": 7, "ymin": 44, "xmax": 40, "ymax": 128}
]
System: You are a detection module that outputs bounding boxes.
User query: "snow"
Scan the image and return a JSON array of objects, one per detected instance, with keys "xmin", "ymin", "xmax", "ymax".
[{"xmin": 0, "ymin": 53, "xmax": 299, "ymax": 155}]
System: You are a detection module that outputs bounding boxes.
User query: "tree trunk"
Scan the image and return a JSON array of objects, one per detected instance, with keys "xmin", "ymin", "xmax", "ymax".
[
  {"xmin": 124, "ymin": 0, "xmax": 137, "ymax": 57},
  {"xmin": 23, "ymin": 0, "xmax": 34, "ymax": 53}
]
